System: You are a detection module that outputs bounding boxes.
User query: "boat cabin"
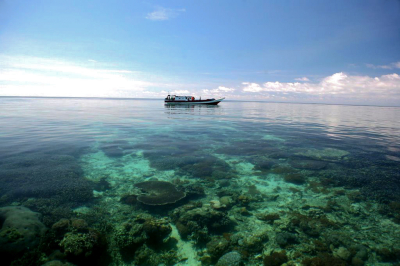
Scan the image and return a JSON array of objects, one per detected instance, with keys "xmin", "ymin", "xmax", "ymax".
[{"xmin": 165, "ymin": 95, "xmax": 195, "ymax": 101}]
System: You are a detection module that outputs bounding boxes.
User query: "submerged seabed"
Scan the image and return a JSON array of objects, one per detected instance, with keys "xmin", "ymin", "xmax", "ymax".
[{"xmin": 0, "ymin": 98, "xmax": 400, "ymax": 266}]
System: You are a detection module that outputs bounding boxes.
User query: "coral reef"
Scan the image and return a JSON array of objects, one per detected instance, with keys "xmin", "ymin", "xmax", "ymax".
[
  {"xmin": 216, "ymin": 251, "xmax": 242, "ymax": 266},
  {"xmin": 256, "ymin": 213, "xmax": 280, "ymax": 224},
  {"xmin": 289, "ymin": 159, "xmax": 327, "ymax": 170},
  {"xmin": 99, "ymin": 139, "xmax": 133, "ymax": 158},
  {"xmin": 2, "ymin": 102, "xmax": 400, "ymax": 266},
  {"xmin": 283, "ymin": 173, "xmax": 307, "ymax": 185},
  {"xmin": 171, "ymin": 205, "xmax": 234, "ymax": 244},
  {"xmin": 263, "ymin": 251, "xmax": 288, "ymax": 266},
  {"xmin": 206, "ymin": 236, "xmax": 231, "ymax": 262},
  {"xmin": 113, "ymin": 215, "xmax": 177, "ymax": 264},
  {"xmin": 135, "ymin": 180, "xmax": 186, "ymax": 205},
  {"xmin": 0, "ymin": 155, "xmax": 92, "ymax": 200},
  {"xmin": 0, "ymin": 206, "xmax": 47, "ymax": 264},
  {"xmin": 301, "ymin": 253, "xmax": 347, "ymax": 266}
]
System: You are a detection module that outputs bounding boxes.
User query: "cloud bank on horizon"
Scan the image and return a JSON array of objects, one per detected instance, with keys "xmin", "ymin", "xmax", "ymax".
[
  {"xmin": 0, "ymin": 1, "xmax": 399, "ymax": 105},
  {"xmin": 1, "ymin": 55, "xmax": 399, "ymax": 105}
]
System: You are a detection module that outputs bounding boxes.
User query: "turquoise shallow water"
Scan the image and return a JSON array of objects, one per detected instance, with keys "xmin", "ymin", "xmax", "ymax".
[{"xmin": 0, "ymin": 97, "xmax": 399, "ymax": 266}]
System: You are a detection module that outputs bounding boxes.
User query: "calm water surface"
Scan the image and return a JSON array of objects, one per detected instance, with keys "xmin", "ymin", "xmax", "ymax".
[
  {"xmin": 0, "ymin": 97, "xmax": 399, "ymax": 265},
  {"xmin": 1, "ymin": 98, "xmax": 399, "ymax": 156}
]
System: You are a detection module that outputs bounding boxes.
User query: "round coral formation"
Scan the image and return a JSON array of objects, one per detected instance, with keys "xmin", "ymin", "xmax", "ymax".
[
  {"xmin": 134, "ymin": 181, "xmax": 186, "ymax": 205},
  {"xmin": 0, "ymin": 206, "xmax": 47, "ymax": 264}
]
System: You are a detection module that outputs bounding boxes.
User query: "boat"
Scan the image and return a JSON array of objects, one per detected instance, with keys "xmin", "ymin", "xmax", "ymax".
[{"xmin": 164, "ymin": 95, "xmax": 225, "ymax": 105}]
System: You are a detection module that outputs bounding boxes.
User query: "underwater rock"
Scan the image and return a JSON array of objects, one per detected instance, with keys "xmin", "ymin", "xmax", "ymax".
[
  {"xmin": 206, "ymin": 236, "xmax": 231, "ymax": 261},
  {"xmin": 216, "ymin": 251, "xmax": 242, "ymax": 266},
  {"xmin": 0, "ymin": 206, "xmax": 47, "ymax": 263},
  {"xmin": 263, "ymin": 250, "xmax": 288, "ymax": 266},
  {"xmin": 289, "ymin": 159, "xmax": 327, "ymax": 170},
  {"xmin": 134, "ymin": 181, "xmax": 186, "ymax": 205}
]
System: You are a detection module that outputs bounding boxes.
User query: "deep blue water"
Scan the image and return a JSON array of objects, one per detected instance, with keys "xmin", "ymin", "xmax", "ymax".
[{"xmin": 0, "ymin": 97, "xmax": 400, "ymax": 265}]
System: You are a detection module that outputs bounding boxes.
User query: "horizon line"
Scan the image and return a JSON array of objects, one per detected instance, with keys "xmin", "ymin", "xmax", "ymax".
[{"xmin": 0, "ymin": 95, "xmax": 399, "ymax": 108}]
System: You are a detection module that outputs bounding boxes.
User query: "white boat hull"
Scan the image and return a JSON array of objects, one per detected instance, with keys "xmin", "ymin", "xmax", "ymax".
[{"xmin": 165, "ymin": 98, "xmax": 225, "ymax": 105}]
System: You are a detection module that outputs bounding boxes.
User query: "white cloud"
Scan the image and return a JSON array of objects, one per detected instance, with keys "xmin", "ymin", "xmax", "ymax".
[
  {"xmin": 217, "ymin": 86, "xmax": 235, "ymax": 92},
  {"xmin": 0, "ymin": 55, "xmax": 170, "ymax": 98},
  {"xmin": 242, "ymin": 72, "xmax": 400, "ymax": 102},
  {"xmin": 146, "ymin": 7, "xmax": 185, "ymax": 21},
  {"xmin": 366, "ymin": 61, "xmax": 400, "ymax": 70},
  {"xmin": 170, "ymin": 90, "xmax": 190, "ymax": 94},
  {"xmin": 295, "ymin": 77, "xmax": 309, "ymax": 81},
  {"xmin": 2, "ymin": 55, "xmax": 399, "ymax": 105},
  {"xmin": 241, "ymin": 83, "xmax": 263, "ymax": 92},
  {"xmin": 202, "ymin": 86, "xmax": 235, "ymax": 96}
]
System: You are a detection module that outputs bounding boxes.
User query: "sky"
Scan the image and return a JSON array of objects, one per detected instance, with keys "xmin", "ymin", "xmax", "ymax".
[{"xmin": 0, "ymin": 0, "xmax": 400, "ymax": 106}]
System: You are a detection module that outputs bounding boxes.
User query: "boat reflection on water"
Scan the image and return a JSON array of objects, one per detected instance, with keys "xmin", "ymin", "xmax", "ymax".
[
  {"xmin": 164, "ymin": 103, "xmax": 220, "ymax": 109},
  {"xmin": 164, "ymin": 101, "xmax": 223, "ymax": 119}
]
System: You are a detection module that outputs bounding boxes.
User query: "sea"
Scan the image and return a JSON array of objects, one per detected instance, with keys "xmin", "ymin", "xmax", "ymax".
[{"xmin": 0, "ymin": 97, "xmax": 399, "ymax": 266}]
